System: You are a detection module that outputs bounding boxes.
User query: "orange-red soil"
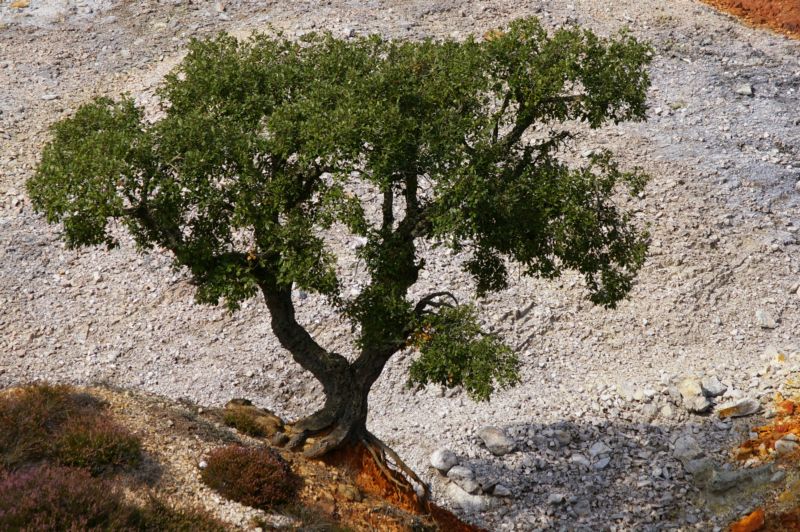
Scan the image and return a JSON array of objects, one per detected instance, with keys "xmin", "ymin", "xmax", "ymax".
[
  {"xmin": 323, "ymin": 442, "xmax": 484, "ymax": 532},
  {"xmin": 703, "ymin": 0, "xmax": 800, "ymax": 38}
]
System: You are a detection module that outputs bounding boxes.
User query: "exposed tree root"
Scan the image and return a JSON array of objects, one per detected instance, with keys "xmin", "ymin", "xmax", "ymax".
[
  {"xmin": 362, "ymin": 431, "xmax": 430, "ymax": 503},
  {"xmin": 279, "ymin": 416, "xmax": 430, "ymax": 508}
]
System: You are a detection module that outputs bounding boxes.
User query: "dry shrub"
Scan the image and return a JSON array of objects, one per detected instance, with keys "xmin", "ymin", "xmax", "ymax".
[
  {"xmin": 0, "ymin": 383, "xmax": 140, "ymax": 474},
  {"xmin": 54, "ymin": 415, "xmax": 142, "ymax": 475},
  {"xmin": 0, "ymin": 464, "xmax": 135, "ymax": 531},
  {"xmin": 0, "ymin": 464, "xmax": 226, "ymax": 531},
  {"xmin": 133, "ymin": 495, "xmax": 226, "ymax": 532},
  {"xmin": 223, "ymin": 409, "xmax": 266, "ymax": 437},
  {"xmin": 0, "ymin": 383, "xmax": 89, "ymax": 468},
  {"xmin": 201, "ymin": 445, "xmax": 298, "ymax": 510}
]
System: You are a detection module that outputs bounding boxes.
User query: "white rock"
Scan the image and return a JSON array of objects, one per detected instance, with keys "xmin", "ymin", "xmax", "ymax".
[
  {"xmin": 430, "ymin": 448, "xmax": 459, "ymax": 473},
  {"xmin": 735, "ymin": 83, "xmax": 753, "ymax": 96},
  {"xmin": 756, "ymin": 309, "xmax": 777, "ymax": 329},
  {"xmin": 701, "ymin": 376, "xmax": 727, "ymax": 397},
  {"xmin": 446, "ymin": 482, "xmax": 489, "ymax": 513},
  {"xmin": 547, "ymin": 493, "xmax": 566, "ymax": 505},
  {"xmin": 775, "ymin": 437, "xmax": 798, "ymax": 455},
  {"xmin": 447, "ymin": 465, "xmax": 475, "ymax": 482},
  {"xmin": 716, "ymin": 398, "xmax": 760, "ymax": 418}
]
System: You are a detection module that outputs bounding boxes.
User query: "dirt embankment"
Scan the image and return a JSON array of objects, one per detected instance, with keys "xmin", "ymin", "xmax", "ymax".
[{"xmin": 703, "ymin": 0, "xmax": 800, "ymax": 37}]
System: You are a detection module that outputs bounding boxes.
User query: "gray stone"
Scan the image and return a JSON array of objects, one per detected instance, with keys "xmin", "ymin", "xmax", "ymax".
[
  {"xmin": 594, "ymin": 456, "xmax": 611, "ymax": 470},
  {"xmin": 446, "ymin": 482, "xmax": 489, "ymax": 513},
  {"xmin": 708, "ymin": 464, "xmax": 773, "ymax": 493},
  {"xmin": 553, "ymin": 429, "xmax": 572, "ymax": 446},
  {"xmin": 573, "ymin": 498, "xmax": 591, "ymax": 517},
  {"xmin": 430, "ymin": 448, "xmax": 459, "ymax": 473},
  {"xmin": 570, "ymin": 453, "xmax": 591, "ymax": 468},
  {"xmin": 735, "ymin": 83, "xmax": 753, "ymax": 96},
  {"xmin": 756, "ymin": 309, "xmax": 777, "ymax": 329},
  {"xmin": 716, "ymin": 398, "xmax": 760, "ymax": 418},
  {"xmin": 588, "ymin": 441, "xmax": 611, "ymax": 458},
  {"xmin": 775, "ymin": 437, "xmax": 799, "ymax": 455},
  {"xmin": 673, "ymin": 434, "xmax": 703, "ymax": 462},
  {"xmin": 701, "ymin": 376, "xmax": 727, "ymax": 397},
  {"xmin": 478, "ymin": 426, "xmax": 516, "ymax": 456},
  {"xmin": 447, "ymin": 465, "xmax": 475, "ymax": 482},
  {"xmin": 547, "ymin": 493, "xmax": 566, "ymax": 505},
  {"xmin": 492, "ymin": 484, "xmax": 512, "ymax": 497}
]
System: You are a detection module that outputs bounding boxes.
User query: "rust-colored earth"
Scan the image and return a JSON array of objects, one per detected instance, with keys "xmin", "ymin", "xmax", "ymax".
[{"xmin": 703, "ymin": 0, "xmax": 800, "ymax": 38}]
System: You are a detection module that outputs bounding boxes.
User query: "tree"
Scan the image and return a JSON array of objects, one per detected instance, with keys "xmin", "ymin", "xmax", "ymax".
[{"xmin": 28, "ymin": 18, "xmax": 651, "ymax": 497}]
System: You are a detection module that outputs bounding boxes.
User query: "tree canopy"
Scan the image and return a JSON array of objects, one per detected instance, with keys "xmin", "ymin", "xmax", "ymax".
[{"xmin": 29, "ymin": 18, "xmax": 651, "ymax": 467}]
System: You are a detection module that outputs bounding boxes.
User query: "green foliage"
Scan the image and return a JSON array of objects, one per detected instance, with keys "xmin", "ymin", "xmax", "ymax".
[
  {"xmin": 29, "ymin": 19, "xmax": 651, "ymax": 405},
  {"xmin": 408, "ymin": 306, "xmax": 520, "ymax": 401},
  {"xmin": 0, "ymin": 384, "xmax": 141, "ymax": 474},
  {"xmin": 201, "ymin": 445, "xmax": 298, "ymax": 511}
]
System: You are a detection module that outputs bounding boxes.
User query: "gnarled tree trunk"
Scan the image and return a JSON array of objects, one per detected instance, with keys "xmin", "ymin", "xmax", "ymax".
[{"xmin": 258, "ymin": 278, "xmax": 428, "ymax": 498}]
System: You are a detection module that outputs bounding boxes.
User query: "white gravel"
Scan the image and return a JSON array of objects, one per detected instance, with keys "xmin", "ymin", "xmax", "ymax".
[{"xmin": 2, "ymin": 0, "xmax": 800, "ymax": 529}]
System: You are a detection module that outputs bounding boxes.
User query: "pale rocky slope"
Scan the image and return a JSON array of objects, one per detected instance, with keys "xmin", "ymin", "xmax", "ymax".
[{"xmin": 2, "ymin": 1, "xmax": 800, "ymax": 530}]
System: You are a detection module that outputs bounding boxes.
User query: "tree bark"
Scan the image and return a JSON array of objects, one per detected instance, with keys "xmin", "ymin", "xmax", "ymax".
[{"xmin": 258, "ymin": 278, "xmax": 375, "ymax": 457}]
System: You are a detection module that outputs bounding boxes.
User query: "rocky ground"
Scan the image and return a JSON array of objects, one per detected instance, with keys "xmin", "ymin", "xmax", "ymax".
[{"xmin": 2, "ymin": 0, "xmax": 800, "ymax": 530}]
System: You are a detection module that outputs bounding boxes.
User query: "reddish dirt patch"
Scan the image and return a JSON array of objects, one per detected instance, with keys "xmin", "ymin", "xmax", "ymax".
[
  {"xmin": 734, "ymin": 395, "xmax": 800, "ymax": 461},
  {"xmin": 702, "ymin": 0, "xmax": 800, "ymax": 38},
  {"xmin": 323, "ymin": 442, "xmax": 484, "ymax": 532}
]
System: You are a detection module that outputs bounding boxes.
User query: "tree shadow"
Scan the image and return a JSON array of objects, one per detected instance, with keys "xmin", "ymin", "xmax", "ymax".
[{"xmin": 431, "ymin": 417, "xmax": 769, "ymax": 530}]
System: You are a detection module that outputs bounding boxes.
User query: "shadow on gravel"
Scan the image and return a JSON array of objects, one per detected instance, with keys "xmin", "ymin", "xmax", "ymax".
[{"xmin": 440, "ymin": 418, "xmax": 754, "ymax": 530}]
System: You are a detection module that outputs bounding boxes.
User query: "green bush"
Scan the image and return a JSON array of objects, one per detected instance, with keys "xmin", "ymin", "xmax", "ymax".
[{"xmin": 201, "ymin": 445, "xmax": 297, "ymax": 510}]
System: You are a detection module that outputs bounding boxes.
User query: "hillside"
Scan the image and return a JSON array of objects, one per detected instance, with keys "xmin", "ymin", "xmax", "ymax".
[{"xmin": 2, "ymin": 1, "xmax": 800, "ymax": 530}]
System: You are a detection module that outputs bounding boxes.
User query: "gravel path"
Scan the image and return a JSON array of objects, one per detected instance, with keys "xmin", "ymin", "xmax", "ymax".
[{"xmin": 2, "ymin": 1, "xmax": 800, "ymax": 529}]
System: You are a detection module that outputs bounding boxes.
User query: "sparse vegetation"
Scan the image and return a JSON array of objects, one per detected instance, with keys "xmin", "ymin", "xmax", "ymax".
[
  {"xmin": 53, "ymin": 414, "xmax": 142, "ymax": 475},
  {"xmin": 0, "ymin": 464, "xmax": 135, "ymax": 531},
  {"xmin": 223, "ymin": 409, "xmax": 267, "ymax": 438},
  {"xmin": 0, "ymin": 464, "xmax": 226, "ymax": 531},
  {"xmin": 0, "ymin": 384, "xmax": 227, "ymax": 531},
  {"xmin": 201, "ymin": 445, "xmax": 298, "ymax": 511},
  {"xmin": 0, "ymin": 383, "xmax": 140, "ymax": 474}
]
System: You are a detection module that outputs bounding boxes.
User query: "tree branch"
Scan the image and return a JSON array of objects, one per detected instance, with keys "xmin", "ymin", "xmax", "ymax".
[
  {"xmin": 492, "ymin": 90, "xmax": 512, "ymax": 145},
  {"xmin": 258, "ymin": 276, "xmax": 350, "ymax": 387},
  {"xmin": 414, "ymin": 291, "xmax": 459, "ymax": 316}
]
